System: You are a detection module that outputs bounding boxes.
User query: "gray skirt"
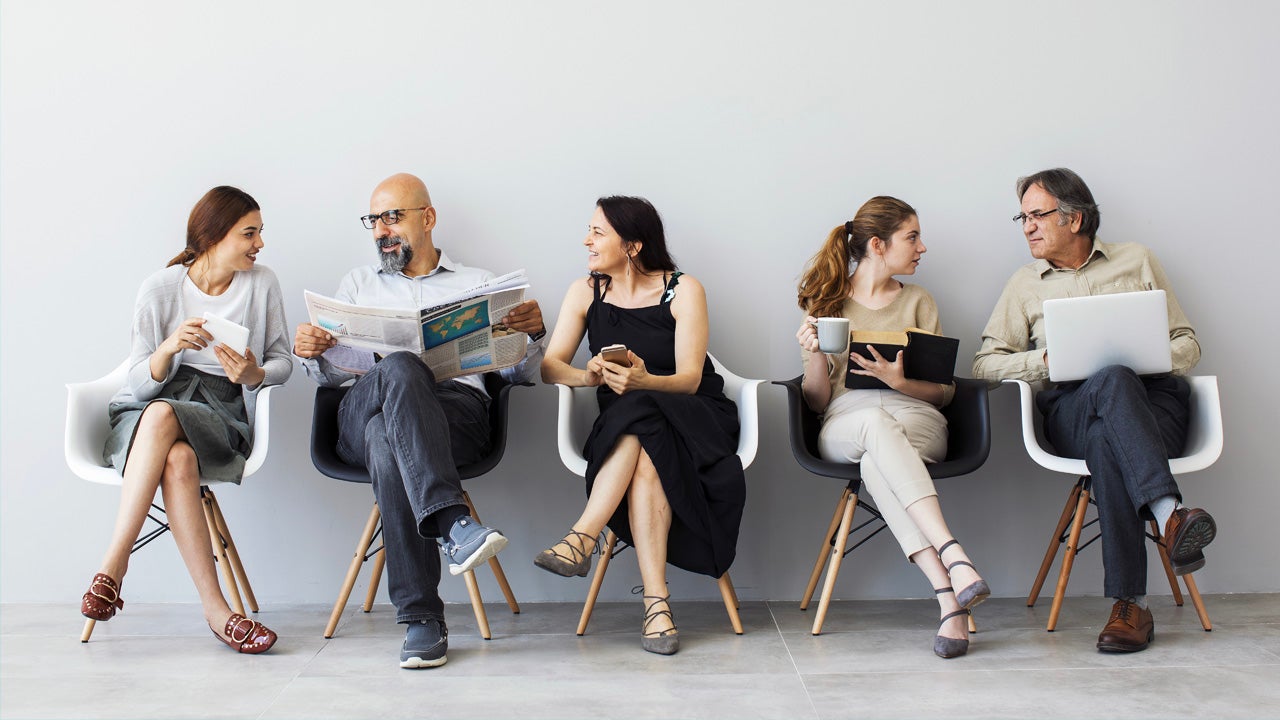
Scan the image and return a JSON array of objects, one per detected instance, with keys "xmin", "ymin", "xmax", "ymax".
[{"xmin": 103, "ymin": 365, "xmax": 251, "ymax": 485}]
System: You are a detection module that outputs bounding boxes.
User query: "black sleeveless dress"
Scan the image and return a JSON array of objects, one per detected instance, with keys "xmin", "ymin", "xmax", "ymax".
[{"xmin": 583, "ymin": 272, "xmax": 745, "ymax": 577}]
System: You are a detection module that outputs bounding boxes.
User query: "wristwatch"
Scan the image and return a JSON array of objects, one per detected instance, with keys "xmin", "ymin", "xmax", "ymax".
[{"xmin": 529, "ymin": 328, "xmax": 546, "ymax": 342}]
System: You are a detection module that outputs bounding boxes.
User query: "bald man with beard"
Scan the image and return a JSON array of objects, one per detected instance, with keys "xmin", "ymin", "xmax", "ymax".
[{"xmin": 295, "ymin": 173, "xmax": 547, "ymax": 668}]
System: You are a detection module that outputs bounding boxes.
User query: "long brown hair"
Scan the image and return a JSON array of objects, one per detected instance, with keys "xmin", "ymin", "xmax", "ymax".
[
  {"xmin": 167, "ymin": 186, "xmax": 261, "ymax": 267},
  {"xmin": 796, "ymin": 196, "xmax": 917, "ymax": 319}
]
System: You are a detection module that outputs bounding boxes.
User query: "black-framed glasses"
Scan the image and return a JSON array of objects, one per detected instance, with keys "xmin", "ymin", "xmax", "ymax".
[
  {"xmin": 360, "ymin": 206, "xmax": 430, "ymax": 230},
  {"xmin": 1012, "ymin": 208, "xmax": 1060, "ymax": 225}
]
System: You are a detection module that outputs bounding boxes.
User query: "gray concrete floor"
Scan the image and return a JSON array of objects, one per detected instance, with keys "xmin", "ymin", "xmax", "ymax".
[{"xmin": 3, "ymin": 594, "xmax": 1279, "ymax": 719}]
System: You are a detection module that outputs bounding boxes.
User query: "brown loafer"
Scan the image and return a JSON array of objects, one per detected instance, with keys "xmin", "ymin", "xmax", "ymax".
[
  {"xmin": 211, "ymin": 614, "xmax": 278, "ymax": 654},
  {"xmin": 81, "ymin": 573, "xmax": 124, "ymax": 621},
  {"xmin": 1096, "ymin": 599, "xmax": 1154, "ymax": 653},
  {"xmin": 1163, "ymin": 507, "xmax": 1216, "ymax": 575}
]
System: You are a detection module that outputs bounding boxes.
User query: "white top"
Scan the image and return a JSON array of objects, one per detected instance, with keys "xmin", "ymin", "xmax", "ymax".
[
  {"xmin": 302, "ymin": 249, "xmax": 546, "ymax": 394},
  {"xmin": 181, "ymin": 271, "xmax": 252, "ymax": 375}
]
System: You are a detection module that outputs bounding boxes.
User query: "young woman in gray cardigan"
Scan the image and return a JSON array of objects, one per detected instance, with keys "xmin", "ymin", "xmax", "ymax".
[{"xmin": 82, "ymin": 186, "xmax": 293, "ymax": 654}]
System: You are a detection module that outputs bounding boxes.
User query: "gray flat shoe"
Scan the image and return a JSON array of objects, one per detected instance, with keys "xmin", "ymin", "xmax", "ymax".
[{"xmin": 533, "ymin": 530, "xmax": 597, "ymax": 578}]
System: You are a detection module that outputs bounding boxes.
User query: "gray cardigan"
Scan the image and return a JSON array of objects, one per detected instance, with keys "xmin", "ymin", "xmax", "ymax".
[{"xmin": 111, "ymin": 263, "xmax": 294, "ymax": 430}]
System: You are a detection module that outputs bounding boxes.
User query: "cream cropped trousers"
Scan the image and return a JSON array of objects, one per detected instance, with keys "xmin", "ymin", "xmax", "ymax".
[{"xmin": 817, "ymin": 388, "xmax": 948, "ymax": 558}]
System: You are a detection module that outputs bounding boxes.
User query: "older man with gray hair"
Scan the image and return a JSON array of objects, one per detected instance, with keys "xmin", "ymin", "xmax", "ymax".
[{"xmin": 973, "ymin": 167, "xmax": 1217, "ymax": 653}]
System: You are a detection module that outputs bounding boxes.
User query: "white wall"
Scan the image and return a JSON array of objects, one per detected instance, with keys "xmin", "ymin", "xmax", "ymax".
[{"xmin": 3, "ymin": 1, "xmax": 1277, "ymax": 607}]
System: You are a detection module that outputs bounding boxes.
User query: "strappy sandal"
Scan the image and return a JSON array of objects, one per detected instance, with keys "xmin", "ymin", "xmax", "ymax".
[
  {"xmin": 640, "ymin": 593, "xmax": 679, "ymax": 655},
  {"xmin": 938, "ymin": 539, "xmax": 990, "ymax": 610},
  {"xmin": 211, "ymin": 613, "xmax": 278, "ymax": 654},
  {"xmin": 81, "ymin": 573, "xmax": 124, "ymax": 621},
  {"xmin": 933, "ymin": 587, "xmax": 970, "ymax": 659},
  {"xmin": 533, "ymin": 530, "xmax": 598, "ymax": 577}
]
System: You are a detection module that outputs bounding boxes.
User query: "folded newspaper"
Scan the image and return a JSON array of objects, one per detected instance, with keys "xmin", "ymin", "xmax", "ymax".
[{"xmin": 304, "ymin": 269, "xmax": 530, "ymax": 381}]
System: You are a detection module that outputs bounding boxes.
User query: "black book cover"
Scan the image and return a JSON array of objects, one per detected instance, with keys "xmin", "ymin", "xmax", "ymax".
[{"xmin": 845, "ymin": 330, "xmax": 958, "ymax": 389}]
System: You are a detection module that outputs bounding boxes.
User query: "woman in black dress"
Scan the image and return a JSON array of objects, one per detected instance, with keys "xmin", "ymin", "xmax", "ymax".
[{"xmin": 537, "ymin": 196, "xmax": 745, "ymax": 655}]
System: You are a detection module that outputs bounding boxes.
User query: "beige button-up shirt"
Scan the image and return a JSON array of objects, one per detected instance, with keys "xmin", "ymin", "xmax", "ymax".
[{"xmin": 971, "ymin": 239, "xmax": 1199, "ymax": 383}]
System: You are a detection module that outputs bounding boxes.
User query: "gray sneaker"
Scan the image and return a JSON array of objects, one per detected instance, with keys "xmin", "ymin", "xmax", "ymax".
[
  {"xmin": 439, "ymin": 516, "xmax": 508, "ymax": 576},
  {"xmin": 400, "ymin": 619, "xmax": 448, "ymax": 669}
]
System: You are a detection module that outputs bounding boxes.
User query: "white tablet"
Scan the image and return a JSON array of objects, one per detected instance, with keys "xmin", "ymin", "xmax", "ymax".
[{"xmin": 197, "ymin": 313, "xmax": 252, "ymax": 356}]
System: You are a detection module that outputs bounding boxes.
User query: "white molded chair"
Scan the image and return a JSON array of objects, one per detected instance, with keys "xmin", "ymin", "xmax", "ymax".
[
  {"xmin": 1004, "ymin": 376, "xmax": 1223, "ymax": 632},
  {"xmin": 65, "ymin": 359, "xmax": 277, "ymax": 641},
  {"xmin": 555, "ymin": 353, "xmax": 763, "ymax": 636}
]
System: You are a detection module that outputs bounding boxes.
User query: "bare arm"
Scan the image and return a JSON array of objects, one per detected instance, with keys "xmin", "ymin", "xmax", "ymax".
[{"xmin": 540, "ymin": 279, "xmax": 602, "ymax": 387}]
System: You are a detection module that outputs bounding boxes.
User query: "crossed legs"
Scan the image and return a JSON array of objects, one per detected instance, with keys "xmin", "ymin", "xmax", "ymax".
[
  {"xmin": 541, "ymin": 434, "xmax": 676, "ymax": 637},
  {"xmin": 95, "ymin": 401, "xmax": 238, "ymax": 631}
]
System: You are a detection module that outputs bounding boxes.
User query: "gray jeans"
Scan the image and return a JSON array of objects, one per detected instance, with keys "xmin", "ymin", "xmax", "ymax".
[
  {"xmin": 1037, "ymin": 365, "xmax": 1190, "ymax": 599},
  {"xmin": 337, "ymin": 352, "xmax": 491, "ymax": 623}
]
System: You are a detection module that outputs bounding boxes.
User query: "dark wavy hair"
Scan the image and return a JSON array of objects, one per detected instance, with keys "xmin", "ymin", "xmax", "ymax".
[
  {"xmin": 590, "ymin": 195, "xmax": 677, "ymax": 289},
  {"xmin": 168, "ymin": 186, "xmax": 260, "ymax": 267}
]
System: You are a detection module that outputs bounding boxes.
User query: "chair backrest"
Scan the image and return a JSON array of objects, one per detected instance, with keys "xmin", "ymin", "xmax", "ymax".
[
  {"xmin": 773, "ymin": 375, "xmax": 991, "ymax": 482},
  {"xmin": 310, "ymin": 373, "xmax": 526, "ymax": 483},
  {"xmin": 554, "ymin": 352, "xmax": 764, "ymax": 478},
  {"xmin": 1004, "ymin": 375, "xmax": 1223, "ymax": 476},
  {"xmin": 65, "ymin": 359, "xmax": 276, "ymax": 486}
]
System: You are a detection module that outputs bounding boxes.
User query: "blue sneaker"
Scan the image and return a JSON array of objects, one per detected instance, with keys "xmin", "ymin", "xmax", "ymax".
[
  {"xmin": 400, "ymin": 619, "xmax": 448, "ymax": 669},
  {"xmin": 440, "ymin": 516, "xmax": 508, "ymax": 576}
]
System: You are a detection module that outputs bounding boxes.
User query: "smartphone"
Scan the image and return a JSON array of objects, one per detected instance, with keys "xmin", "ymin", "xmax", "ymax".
[{"xmin": 600, "ymin": 343, "xmax": 632, "ymax": 367}]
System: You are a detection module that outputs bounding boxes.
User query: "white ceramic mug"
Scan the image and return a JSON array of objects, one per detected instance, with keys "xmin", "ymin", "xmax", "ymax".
[{"xmin": 814, "ymin": 317, "xmax": 850, "ymax": 354}]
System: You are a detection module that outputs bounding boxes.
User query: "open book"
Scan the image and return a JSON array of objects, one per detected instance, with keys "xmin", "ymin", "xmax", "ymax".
[
  {"xmin": 844, "ymin": 327, "xmax": 959, "ymax": 390},
  {"xmin": 304, "ymin": 269, "xmax": 531, "ymax": 382}
]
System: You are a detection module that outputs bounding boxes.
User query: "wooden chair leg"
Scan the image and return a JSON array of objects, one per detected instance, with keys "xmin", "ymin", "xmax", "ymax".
[
  {"xmin": 813, "ymin": 491, "xmax": 858, "ymax": 635},
  {"xmin": 1150, "ymin": 519, "xmax": 1185, "ymax": 605},
  {"xmin": 362, "ymin": 548, "xmax": 385, "ymax": 612},
  {"xmin": 80, "ymin": 618, "xmax": 96, "ymax": 643},
  {"xmin": 1029, "ymin": 480, "xmax": 1084, "ymax": 607},
  {"xmin": 1047, "ymin": 483, "xmax": 1091, "ymax": 632},
  {"xmin": 204, "ymin": 489, "xmax": 258, "ymax": 613},
  {"xmin": 1181, "ymin": 572, "xmax": 1213, "ymax": 631},
  {"xmin": 463, "ymin": 570, "xmax": 492, "ymax": 640},
  {"xmin": 462, "ymin": 491, "xmax": 520, "ymax": 614},
  {"xmin": 202, "ymin": 491, "xmax": 245, "ymax": 617},
  {"xmin": 577, "ymin": 531, "xmax": 617, "ymax": 636},
  {"xmin": 718, "ymin": 573, "xmax": 744, "ymax": 635},
  {"xmin": 325, "ymin": 504, "xmax": 381, "ymax": 638},
  {"xmin": 802, "ymin": 488, "xmax": 851, "ymax": 611}
]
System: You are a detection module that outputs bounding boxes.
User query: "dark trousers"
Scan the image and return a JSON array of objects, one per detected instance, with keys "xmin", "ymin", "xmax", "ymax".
[
  {"xmin": 336, "ymin": 352, "xmax": 491, "ymax": 623},
  {"xmin": 1037, "ymin": 365, "xmax": 1191, "ymax": 599}
]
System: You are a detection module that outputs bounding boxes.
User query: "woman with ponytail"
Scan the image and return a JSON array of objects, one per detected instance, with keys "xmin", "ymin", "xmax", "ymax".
[
  {"xmin": 83, "ymin": 186, "xmax": 293, "ymax": 654},
  {"xmin": 795, "ymin": 196, "xmax": 987, "ymax": 659}
]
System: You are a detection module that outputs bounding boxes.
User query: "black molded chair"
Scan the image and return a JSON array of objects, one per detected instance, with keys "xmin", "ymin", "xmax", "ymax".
[
  {"xmin": 773, "ymin": 376, "xmax": 991, "ymax": 635},
  {"xmin": 311, "ymin": 373, "xmax": 529, "ymax": 640}
]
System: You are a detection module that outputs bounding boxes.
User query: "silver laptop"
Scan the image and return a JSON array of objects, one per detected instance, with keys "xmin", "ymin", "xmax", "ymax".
[{"xmin": 1043, "ymin": 290, "xmax": 1172, "ymax": 382}]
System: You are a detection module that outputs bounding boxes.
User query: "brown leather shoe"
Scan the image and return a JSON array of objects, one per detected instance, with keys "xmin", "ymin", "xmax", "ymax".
[
  {"xmin": 1163, "ymin": 507, "xmax": 1217, "ymax": 575},
  {"xmin": 211, "ymin": 614, "xmax": 278, "ymax": 654},
  {"xmin": 81, "ymin": 573, "xmax": 124, "ymax": 621},
  {"xmin": 1096, "ymin": 599, "xmax": 1154, "ymax": 653}
]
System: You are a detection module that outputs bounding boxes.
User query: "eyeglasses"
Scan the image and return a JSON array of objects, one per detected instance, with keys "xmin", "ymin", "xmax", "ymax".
[
  {"xmin": 360, "ymin": 206, "xmax": 430, "ymax": 230},
  {"xmin": 1012, "ymin": 208, "xmax": 1060, "ymax": 225}
]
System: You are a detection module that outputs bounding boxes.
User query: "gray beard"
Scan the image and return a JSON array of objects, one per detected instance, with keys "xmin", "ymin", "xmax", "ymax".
[{"xmin": 377, "ymin": 237, "xmax": 413, "ymax": 274}]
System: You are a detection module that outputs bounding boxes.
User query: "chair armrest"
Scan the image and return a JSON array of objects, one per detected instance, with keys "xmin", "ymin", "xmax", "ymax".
[
  {"xmin": 64, "ymin": 361, "xmax": 130, "ymax": 485},
  {"xmin": 555, "ymin": 383, "xmax": 589, "ymax": 477},
  {"xmin": 1001, "ymin": 379, "xmax": 1086, "ymax": 475},
  {"xmin": 243, "ymin": 384, "xmax": 276, "ymax": 479},
  {"xmin": 1170, "ymin": 376, "xmax": 1223, "ymax": 475}
]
